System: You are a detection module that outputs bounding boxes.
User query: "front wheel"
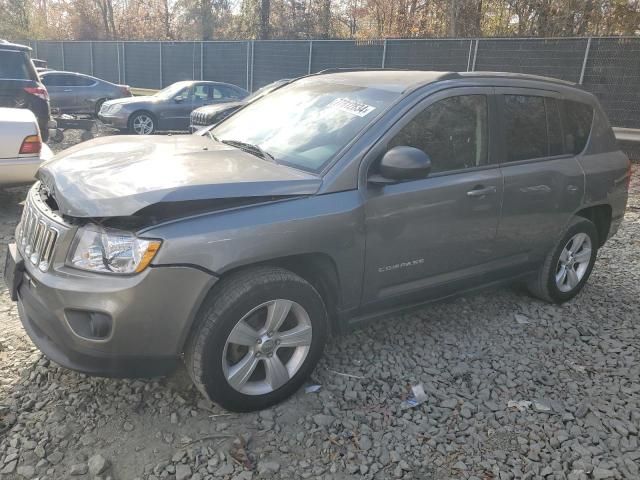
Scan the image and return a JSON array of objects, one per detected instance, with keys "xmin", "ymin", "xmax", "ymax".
[
  {"xmin": 128, "ymin": 111, "xmax": 155, "ymax": 135},
  {"xmin": 527, "ymin": 217, "xmax": 599, "ymax": 303},
  {"xmin": 185, "ymin": 267, "xmax": 328, "ymax": 412}
]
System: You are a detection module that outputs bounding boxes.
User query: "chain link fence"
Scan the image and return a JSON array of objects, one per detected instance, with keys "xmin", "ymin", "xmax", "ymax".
[{"xmin": 28, "ymin": 37, "xmax": 640, "ymax": 131}]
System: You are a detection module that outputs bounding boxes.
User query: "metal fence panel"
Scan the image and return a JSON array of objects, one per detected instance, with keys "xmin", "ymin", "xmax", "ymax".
[
  {"xmin": 202, "ymin": 42, "xmax": 249, "ymax": 90},
  {"xmin": 92, "ymin": 42, "xmax": 120, "ymax": 84},
  {"xmin": 62, "ymin": 42, "xmax": 92, "ymax": 75},
  {"xmin": 475, "ymin": 38, "xmax": 588, "ymax": 82},
  {"xmin": 385, "ymin": 39, "xmax": 472, "ymax": 71},
  {"xmin": 582, "ymin": 37, "xmax": 640, "ymax": 129},
  {"xmin": 124, "ymin": 42, "xmax": 162, "ymax": 89},
  {"xmin": 310, "ymin": 40, "xmax": 384, "ymax": 72},
  {"xmin": 34, "ymin": 41, "xmax": 63, "ymax": 70},
  {"xmin": 252, "ymin": 41, "xmax": 310, "ymax": 90},
  {"xmin": 25, "ymin": 37, "xmax": 640, "ymax": 131},
  {"xmin": 162, "ymin": 42, "xmax": 202, "ymax": 88}
]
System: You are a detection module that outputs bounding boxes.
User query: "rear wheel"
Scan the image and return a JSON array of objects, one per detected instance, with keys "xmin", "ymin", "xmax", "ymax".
[
  {"xmin": 527, "ymin": 217, "xmax": 598, "ymax": 303},
  {"xmin": 185, "ymin": 267, "xmax": 328, "ymax": 412},
  {"xmin": 128, "ymin": 111, "xmax": 156, "ymax": 135}
]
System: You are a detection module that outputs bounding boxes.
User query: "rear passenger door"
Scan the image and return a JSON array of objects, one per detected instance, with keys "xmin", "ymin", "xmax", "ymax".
[{"xmin": 495, "ymin": 89, "xmax": 585, "ymax": 264}]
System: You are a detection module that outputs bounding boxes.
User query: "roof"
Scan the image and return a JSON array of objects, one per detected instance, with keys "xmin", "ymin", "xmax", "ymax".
[
  {"xmin": 0, "ymin": 39, "xmax": 32, "ymax": 52},
  {"xmin": 311, "ymin": 69, "xmax": 577, "ymax": 93},
  {"xmin": 310, "ymin": 70, "xmax": 456, "ymax": 93}
]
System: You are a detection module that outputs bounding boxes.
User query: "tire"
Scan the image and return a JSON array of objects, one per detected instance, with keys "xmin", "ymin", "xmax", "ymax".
[
  {"xmin": 128, "ymin": 111, "xmax": 156, "ymax": 135},
  {"xmin": 94, "ymin": 98, "xmax": 106, "ymax": 117},
  {"xmin": 527, "ymin": 217, "xmax": 599, "ymax": 303},
  {"xmin": 185, "ymin": 267, "xmax": 328, "ymax": 412}
]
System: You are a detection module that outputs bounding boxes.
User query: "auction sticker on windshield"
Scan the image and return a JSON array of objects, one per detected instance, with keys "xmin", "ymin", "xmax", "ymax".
[{"xmin": 328, "ymin": 98, "xmax": 376, "ymax": 117}]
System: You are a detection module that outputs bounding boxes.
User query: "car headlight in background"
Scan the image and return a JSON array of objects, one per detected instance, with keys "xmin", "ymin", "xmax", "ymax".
[
  {"xmin": 69, "ymin": 224, "xmax": 161, "ymax": 274},
  {"xmin": 101, "ymin": 104, "xmax": 122, "ymax": 115}
]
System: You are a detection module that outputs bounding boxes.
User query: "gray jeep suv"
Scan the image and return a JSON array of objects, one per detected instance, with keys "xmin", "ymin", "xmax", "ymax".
[{"xmin": 4, "ymin": 71, "xmax": 630, "ymax": 412}]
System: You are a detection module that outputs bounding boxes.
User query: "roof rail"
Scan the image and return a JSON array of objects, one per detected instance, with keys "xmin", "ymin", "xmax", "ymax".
[
  {"xmin": 0, "ymin": 40, "xmax": 32, "ymax": 52},
  {"xmin": 315, "ymin": 67, "xmax": 408, "ymax": 75}
]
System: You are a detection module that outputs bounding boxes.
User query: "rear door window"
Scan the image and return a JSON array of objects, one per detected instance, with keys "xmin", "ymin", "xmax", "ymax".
[
  {"xmin": 503, "ymin": 95, "xmax": 548, "ymax": 162},
  {"xmin": 217, "ymin": 85, "xmax": 245, "ymax": 100},
  {"xmin": 41, "ymin": 74, "xmax": 61, "ymax": 86},
  {"xmin": 562, "ymin": 100, "xmax": 594, "ymax": 154},
  {"xmin": 0, "ymin": 50, "xmax": 34, "ymax": 80}
]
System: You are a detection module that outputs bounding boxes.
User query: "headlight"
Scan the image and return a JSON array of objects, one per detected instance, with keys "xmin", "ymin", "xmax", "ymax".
[
  {"xmin": 103, "ymin": 104, "xmax": 121, "ymax": 114},
  {"xmin": 69, "ymin": 224, "xmax": 161, "ymax": 275}
]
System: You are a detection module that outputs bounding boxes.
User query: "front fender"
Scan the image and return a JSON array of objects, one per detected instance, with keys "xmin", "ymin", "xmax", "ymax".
[{"xmin": 146, "ymin": 191, "xmax": 366, "ymax": 311}]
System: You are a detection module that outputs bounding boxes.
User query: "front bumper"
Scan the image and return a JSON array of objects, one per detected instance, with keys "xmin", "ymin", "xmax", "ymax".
[
  {"xmin": 5, "ymin": 244, "xmax": 216, "ymax": 377},
  {"xmin": 98, "ymin": 112, "xmax": 129, "ymax": 129}
]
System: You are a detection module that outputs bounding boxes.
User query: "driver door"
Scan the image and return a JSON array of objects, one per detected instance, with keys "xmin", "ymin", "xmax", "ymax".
[
  {"xmin": 160, "ymin": 84, "xmax": 207, "ymax": 131},
  {"xmin": 361, "ymin": 88, "xmax": 504, "ymax": 306}
]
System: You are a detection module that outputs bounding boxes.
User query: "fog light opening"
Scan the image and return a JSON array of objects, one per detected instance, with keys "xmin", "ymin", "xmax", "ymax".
[{"xmin": 65, "ymin": 310, "xmax": 113, "ymax": 340}]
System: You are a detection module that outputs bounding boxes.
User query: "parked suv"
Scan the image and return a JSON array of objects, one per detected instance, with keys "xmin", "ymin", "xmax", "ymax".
[
  {"xmin": 5, "ymin": 71, "xmax": 629, "ymax": 411},
  {"xmin": 0, "ymin": 40, "xmax": 52, "ymax": 140}
]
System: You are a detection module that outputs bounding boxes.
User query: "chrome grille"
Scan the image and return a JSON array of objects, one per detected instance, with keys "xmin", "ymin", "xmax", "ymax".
[
  {"xmin": 17, "ymin": 192, "xmax": 60, "ymax": 272},
  {"xmin": 191, "ymin": 111, "xmax": 208, "ymax": 126}
]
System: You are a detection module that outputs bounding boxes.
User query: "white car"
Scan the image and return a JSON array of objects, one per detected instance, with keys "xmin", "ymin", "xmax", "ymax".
[{"xmin": 0, "ymin": 107, "xmax": 53, "ymax": 186}]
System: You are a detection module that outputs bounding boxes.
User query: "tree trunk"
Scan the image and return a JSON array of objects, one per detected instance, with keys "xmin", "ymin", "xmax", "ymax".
[
  {"xmin": 449, "ymin": 0, "xmax": 457, "ymax": 37},
  {"xmin": 260, "ymin": 0, "xmax": 270, "ymax": 39}
]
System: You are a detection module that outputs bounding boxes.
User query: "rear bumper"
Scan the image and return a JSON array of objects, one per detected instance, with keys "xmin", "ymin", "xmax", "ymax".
[
  {"xmin": 0, "ymin": 157, "xmax": 41, "ymax": 186},
  {"xmin": 6, "ymin": 244, "xmax": 217, "ymax": 377}
]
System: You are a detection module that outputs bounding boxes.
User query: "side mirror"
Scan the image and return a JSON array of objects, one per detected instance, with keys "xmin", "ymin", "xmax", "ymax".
[
  {"xmin": 174, "ymin": 96, "xmax": 185, "ymax": 103},
  {"xmin": 370, "ymin": 146, "xmax": 432, "ymax": 184}
]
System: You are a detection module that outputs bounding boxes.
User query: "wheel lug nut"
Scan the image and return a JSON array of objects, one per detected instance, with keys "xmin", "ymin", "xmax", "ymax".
[
  {"xmin": 268, "ymin": 353, "xmax": 273, "ymax": 357},
  {"xmin": 256, "ymin": 353, "xmax": 261, "ymax": 358},
  {"xmin": 257, "ymin": 339, "xmax": 262, "ymax": 344},
  {"xmin": 267, "ymin": 331, "xmax": 273, "ymax": 337},
  {"xmin": 276, "ymin": 340, "xmax": 281, "ymax": 345}
]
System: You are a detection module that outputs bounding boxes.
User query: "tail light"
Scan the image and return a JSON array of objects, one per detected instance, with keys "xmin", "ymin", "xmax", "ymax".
[
  {"xmin": 19, "ymin": 135, "xmax": 42, "ymax": 155},
  {"xmin": 24, "ymin": 86, "xmax": 49, "ymax": 101},
  {"xmin": 119, "ymin": 85, "xmax": 132, "ymax": 96}
]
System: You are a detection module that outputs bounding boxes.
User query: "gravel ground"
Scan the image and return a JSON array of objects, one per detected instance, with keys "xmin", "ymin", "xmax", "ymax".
[{"xmin": 1, "ymin": 131, "xmax": 639, "ymax": 480}]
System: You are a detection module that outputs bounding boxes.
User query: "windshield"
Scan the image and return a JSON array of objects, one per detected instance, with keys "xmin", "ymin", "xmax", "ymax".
[
  {"xmin": 154, "ymin": 82, "xmax": 190, "ymax": 99},
  {"xmin": 211, "ymin": 77, "xmax": 400, "ymax": 173}
]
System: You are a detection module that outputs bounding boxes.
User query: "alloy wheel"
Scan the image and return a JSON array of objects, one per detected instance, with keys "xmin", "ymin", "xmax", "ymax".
[
  {"xmin": 555, "ymin": 232, "xmax": 592, "ymax": 292},
  {"xmin": 132, "ymin": 114, "xmax": 154, "ymax": 135},
  {"xmin": 222, "ymin": 299, "xmax": 313, "ymax": 396}
]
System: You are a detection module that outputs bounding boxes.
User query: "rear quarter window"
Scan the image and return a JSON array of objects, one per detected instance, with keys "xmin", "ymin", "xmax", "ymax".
[
  {"xmin": 562, "ymin": 100, "xmax": 594, "ymax": 155},
  {"xmin": 0, "ymin": 50, "xmax": 36, "ymax": 80}
]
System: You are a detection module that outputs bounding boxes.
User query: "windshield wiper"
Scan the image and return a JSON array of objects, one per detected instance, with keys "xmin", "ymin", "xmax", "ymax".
[{"xmin": 220, "ymin": 139, "xmax": 276, "ymax": 163}]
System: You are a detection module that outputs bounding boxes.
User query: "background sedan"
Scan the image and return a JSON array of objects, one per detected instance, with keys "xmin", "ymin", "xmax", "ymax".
[
  {"xmin": 99, "ymin": 81, "xmax": 248, "ymax": 134},
  {"xmin": 40, "ymin": 70, "xmax": 131, "ymax": 116}
]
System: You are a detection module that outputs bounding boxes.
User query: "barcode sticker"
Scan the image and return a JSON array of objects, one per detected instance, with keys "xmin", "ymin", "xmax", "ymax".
[{"xmin": 327, "ymin": 98, "xmax": 376, "ymax": 117}]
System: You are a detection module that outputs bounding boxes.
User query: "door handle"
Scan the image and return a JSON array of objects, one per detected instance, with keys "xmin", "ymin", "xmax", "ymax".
[
  {"xmin": 466, "ymin": 185, "xmax": 497, "ymax": 197},
  {"xmin": 63, "ymin": 89, "xmax": 73, "ymax": 92}
]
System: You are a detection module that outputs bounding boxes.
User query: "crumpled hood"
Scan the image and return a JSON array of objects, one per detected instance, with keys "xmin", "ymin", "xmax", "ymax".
[{"xmin": 37, "ymin": 135, "xmax": 321, "ymax": 218}]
